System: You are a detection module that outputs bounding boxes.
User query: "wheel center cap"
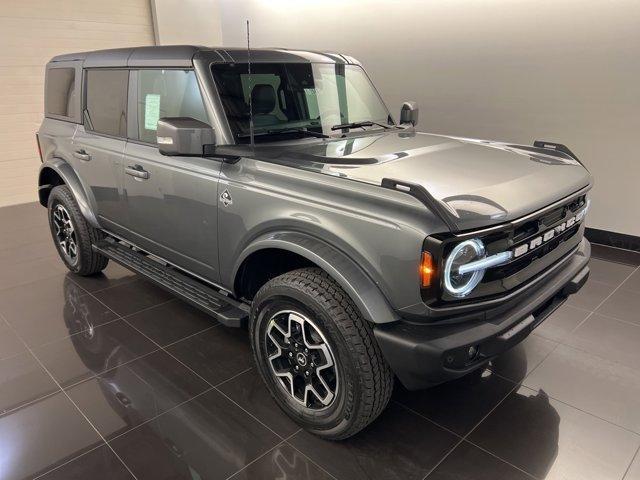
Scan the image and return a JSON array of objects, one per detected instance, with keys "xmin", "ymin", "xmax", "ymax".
[{"xmin": 296, "ymin": 352, "xmax": 307, "ymax": 367}]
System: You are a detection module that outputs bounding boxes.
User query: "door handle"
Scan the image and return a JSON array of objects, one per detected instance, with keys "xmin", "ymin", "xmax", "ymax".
[
  {"xmin": 73, "ymin": 150, "xmax": 91, "ymax": 161},
  {"xmin": 125, "ymin": 165, "xmax": 150, "ymax": 180}
]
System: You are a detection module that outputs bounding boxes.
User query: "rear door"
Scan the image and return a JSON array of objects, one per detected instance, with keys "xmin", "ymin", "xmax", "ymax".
[
  {"xmin": 72, "ymin": 69, "xmax": 128, "ymax": 232},
  {"xmin": 122, "ymin": 68, "xmax": 222, "ymax": 282}
]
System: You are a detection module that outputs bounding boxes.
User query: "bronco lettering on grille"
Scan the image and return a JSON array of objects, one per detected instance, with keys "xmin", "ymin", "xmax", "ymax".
[{"xmin": 512, "ymin": 204, "xmax": 588, "ymax": 259}]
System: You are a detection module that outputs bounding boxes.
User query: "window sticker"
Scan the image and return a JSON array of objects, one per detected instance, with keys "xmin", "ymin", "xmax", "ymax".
[{"xmin": 144, "ymin": 94, "xmax": 161, "ymax": 130}]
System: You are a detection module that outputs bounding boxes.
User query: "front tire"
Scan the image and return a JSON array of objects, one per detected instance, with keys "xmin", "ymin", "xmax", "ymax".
[
  {"xmin": 47, "ymin": 185, "xmax": 109, "ymax": 276},
  {"xmin": 250, "ymin": 267, "xmax": 393, "ymax": 440}
]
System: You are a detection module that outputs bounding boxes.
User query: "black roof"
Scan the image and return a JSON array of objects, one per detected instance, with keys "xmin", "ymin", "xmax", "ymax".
[{"xmin": 48, "ymin": 45, "xmax": 360, "ymax": 68}]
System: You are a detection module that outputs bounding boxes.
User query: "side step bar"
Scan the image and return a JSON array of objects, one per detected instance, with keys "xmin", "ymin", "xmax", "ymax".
[{"xmin": 93, "ymin": 238, "xmax": 249, "ymax": 327}]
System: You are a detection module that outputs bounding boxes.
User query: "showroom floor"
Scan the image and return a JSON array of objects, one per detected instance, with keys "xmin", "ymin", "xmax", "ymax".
[{"xmin": 1, "ymin": 202, "xmax": 640, "ymax": 480}]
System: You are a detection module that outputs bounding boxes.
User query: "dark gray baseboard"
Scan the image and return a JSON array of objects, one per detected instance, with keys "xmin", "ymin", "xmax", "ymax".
[{"xmin": 585, "ymin": 227, "xmax": 640, "ymax": 252}]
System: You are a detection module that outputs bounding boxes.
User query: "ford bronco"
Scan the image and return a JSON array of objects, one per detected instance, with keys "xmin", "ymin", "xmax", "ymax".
[{"xmin": 37, "ymin": 46, "xmax": 591, "ymax": 439}]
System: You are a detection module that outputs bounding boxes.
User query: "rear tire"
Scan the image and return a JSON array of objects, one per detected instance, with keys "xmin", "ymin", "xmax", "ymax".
[
  {"xmin": 250, "ymin": 267, "xmax": 393, "ymax": 440},
  {"xmin": 47, "ymin": 185, "xmax": 109, "ymax": 276}
]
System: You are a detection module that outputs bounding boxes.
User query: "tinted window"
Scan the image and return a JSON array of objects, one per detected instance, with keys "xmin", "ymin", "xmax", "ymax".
[
  {"xmin": 136, "ymin": 69, "xmax": 208, "ymax": 143},
  {"xmin": 85, "ymin": 69, "xmax": 128, "ymax": 137},
  {"xmin": 46, "ymin": 68, "xmax": 75, "ymax": 117}
]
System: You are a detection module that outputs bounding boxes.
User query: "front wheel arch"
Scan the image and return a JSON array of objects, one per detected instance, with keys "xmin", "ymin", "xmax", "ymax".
[{"xmin": 232, "ymin": 232, "xmax": 399, "ymax": 325}]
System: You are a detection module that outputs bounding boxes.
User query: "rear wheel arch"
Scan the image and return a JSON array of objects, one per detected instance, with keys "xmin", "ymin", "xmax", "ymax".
[
  {"xmin": 38, "ymin": 167, "xmax": 65, "ymax": 206},
  {"xmin": 38, "ymin": 160, "xmax": 100, "ymax": 228},
  {"xmin": 232, "ymin": 233, "xmax": 399, "ymax": 325}
]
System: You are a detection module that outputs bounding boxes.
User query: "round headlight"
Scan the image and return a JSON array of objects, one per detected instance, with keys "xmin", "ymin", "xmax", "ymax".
[{"xmin": 443, "ymin": 239, "xmax": 486, "ymax": 297}]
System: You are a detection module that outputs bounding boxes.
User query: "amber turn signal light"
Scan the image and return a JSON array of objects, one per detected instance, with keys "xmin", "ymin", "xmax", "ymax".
[{"xmin": 420, "ymin": 252, "xmax": 435, "ymax": 288}]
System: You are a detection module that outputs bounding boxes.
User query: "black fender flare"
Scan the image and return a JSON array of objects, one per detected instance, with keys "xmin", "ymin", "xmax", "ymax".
[
  {"xmin": 38, "ymin": 158, "xmax": 100, "ymax": 228},
  {"xmin": 232, "ymin": 231, "xmax": 400, "ymax": 324}
]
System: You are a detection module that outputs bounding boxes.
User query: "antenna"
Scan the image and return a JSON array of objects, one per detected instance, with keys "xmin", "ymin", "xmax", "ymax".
[{"xmin": 246, "ymin": 19, "xmax": 255, "ymax": 148}]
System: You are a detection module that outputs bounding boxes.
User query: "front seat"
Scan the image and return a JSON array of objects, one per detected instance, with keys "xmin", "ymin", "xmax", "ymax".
[{"xmin": 250, "ymin": 84, "xmax": 280, "ymax": 127}]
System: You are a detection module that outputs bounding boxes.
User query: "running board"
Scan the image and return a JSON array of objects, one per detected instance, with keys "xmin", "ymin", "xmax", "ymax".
[{"xmin": 93, "ymin": 238, "xmax": 248, "ymax": 327}]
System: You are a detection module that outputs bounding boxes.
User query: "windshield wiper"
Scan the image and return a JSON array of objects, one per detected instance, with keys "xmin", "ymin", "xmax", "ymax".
[
  {"xmin": 331, "ymin": 121, "xmax": 392, "ymax": 131},
  {"xmin": 269, "ymin": 128, "xmax": 329, "ymax": 138},
  {"xmin": 238, "ymin": 128, "xmax": 329, "ymax": 139}
]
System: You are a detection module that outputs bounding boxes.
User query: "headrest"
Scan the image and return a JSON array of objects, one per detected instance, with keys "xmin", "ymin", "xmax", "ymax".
[{"xmin": 251, "ymin": 84, "xmax": 276, "ymax": 114}]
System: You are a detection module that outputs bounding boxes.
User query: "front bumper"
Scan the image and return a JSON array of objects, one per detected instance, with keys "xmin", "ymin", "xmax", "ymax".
[{"xmin": 374, "ymin": 238, "xmax": 590, "ymax": 390}]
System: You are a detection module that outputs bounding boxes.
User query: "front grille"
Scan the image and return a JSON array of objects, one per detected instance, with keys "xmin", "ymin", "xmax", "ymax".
[
  {"xmin": 539, "ymin": 206, "xmax": 564, "ymax": 228},
  {"xmin": 485, "ymin": 222, "xmax": 580, "ymax": 281},
  {"xmin": 430, "ymin": 193, "xmax": 587, "ymax": 306}
]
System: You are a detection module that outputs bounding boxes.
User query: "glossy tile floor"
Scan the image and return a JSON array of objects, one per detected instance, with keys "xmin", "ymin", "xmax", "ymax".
[{"xmin": 1, "ymin": 202, "xmax": 640, "ymax": 480}]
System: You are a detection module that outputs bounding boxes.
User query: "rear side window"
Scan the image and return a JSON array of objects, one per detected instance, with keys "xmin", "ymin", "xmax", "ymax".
[
  {"xmin": 85, "ymin": 69, "xmax": 128, "ymax": 137},
  {"xmin": 45, "ymin": 68, "xmax": 76, "ymax": 117},
  {"xmin": 136, "ymin": 69, "xmax": 208, "ymax": 143}
]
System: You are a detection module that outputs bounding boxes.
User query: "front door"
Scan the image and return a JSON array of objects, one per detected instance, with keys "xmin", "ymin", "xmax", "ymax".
[
  {"xmin": 122, "ymin": 68, "xmax": 222, "ymax": 282},
  {"xmin": 123, "ymin": 143, "xmax": 222, "ymax": 282}
]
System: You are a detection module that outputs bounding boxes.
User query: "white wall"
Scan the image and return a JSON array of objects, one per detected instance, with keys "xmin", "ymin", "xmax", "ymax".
[
  {"xmin": 218, "ymin": 0, "xmax": 640, "ymax": 237},
  {"xmin": 0, "ymin": 0, "xmax": 154, "ymax": 208},
  {"xmin": 151, "ymin": 0, "xmax": 222, "ymax": 46}
]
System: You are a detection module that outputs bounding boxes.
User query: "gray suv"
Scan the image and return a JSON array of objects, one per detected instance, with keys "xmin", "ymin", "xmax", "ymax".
[{"xmin": 37, "ymin": 45, "xmax": 592, "ymax": 439}]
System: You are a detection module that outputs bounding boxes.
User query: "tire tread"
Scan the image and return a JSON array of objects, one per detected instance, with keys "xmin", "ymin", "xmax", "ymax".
[
  {"xmin": 254, "ymin": 267, "xmax": 393, "ymax": 439},
  {"xmin": 48, "ymin": 185, "xmax": 108, "ymax": 276}
]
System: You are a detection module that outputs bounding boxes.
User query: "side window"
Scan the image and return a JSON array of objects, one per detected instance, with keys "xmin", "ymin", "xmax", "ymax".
[
  {"xmin": 137, "ymin": 69, "xmax": 208, "ymax": 144},
  {"xmin": 85, "ymin": 69, "xmax": 128, "ymax": 137},
  {"xmin": 45, "ymin": 68, "xmax": 76, "ymax": 118}
]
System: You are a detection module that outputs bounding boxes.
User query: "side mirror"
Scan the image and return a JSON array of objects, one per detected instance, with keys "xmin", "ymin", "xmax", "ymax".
[
  {"xmin": 157, "ymin": 117, "xmax": 215, "ymax": 156},
  {"xmin": 400, "ymin": 101, "xmax": 419, "ymax": 127}
]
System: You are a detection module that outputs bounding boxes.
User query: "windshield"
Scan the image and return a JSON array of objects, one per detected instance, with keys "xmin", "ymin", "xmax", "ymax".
[{"xmin": 211, "ymin": 62, "xmax": 392, "ymax": 143}]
